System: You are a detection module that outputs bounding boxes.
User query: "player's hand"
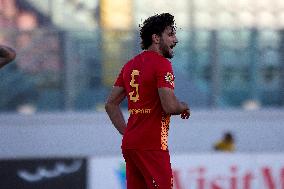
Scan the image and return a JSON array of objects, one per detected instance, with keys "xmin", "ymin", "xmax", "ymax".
[{"xmin": 180, "ymin": 109, "xmax": 190, "ymax": 119}]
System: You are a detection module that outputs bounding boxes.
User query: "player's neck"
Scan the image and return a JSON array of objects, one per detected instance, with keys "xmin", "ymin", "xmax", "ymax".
[{"xmin": 147, "ymin": 45, "xmax": 163, "ymax": 57}]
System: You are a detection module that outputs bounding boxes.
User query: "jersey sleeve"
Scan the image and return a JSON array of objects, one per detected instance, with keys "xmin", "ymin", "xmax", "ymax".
[
  {"xmin": 114, "ymin": 66, "xmax": 125, "ymax": 88},
  {"xmin": 156, "ymin": 59, "xmax": 175, "ymax": 89}
]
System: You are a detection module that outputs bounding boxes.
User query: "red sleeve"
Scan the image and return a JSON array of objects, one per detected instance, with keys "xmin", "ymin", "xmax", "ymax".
[
  {"xmin": 156, "ymin": 59, "xmax": 175, "ymax": 89},
  {"xmin": 114, "ymin": 66, "xmax": 125, "ymax": 87}
]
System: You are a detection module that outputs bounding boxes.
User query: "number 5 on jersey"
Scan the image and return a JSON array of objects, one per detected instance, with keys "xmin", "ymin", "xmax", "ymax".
[{"xmin": 129, "ymin": 70, "xmax": 139, "ymax": 102}]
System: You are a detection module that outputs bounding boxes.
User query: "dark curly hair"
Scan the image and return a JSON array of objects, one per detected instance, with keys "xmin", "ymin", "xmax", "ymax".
[{"xmin": 139, "ymin": 13, "xmax": 176, "ymax": 50}]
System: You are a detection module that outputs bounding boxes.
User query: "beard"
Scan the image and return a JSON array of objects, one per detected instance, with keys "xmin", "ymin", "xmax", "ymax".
[{"xmin": 159, "ymin": 40, "xmax": 174, "ymax": 59}]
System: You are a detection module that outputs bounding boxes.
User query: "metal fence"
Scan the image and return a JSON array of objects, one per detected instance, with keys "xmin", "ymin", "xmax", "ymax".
[{"xmin": 0, "ymin": 28, "xmax": 283, "ymax": 112}]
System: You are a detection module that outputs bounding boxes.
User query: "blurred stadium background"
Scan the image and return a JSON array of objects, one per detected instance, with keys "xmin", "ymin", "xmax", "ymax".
[{"xmin": 0, "ymin": 0, "xmax": 284, "ymax": 189}]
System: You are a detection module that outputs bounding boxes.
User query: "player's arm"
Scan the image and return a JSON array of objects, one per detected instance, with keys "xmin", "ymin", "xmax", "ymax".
[
  {"xmin": 158, "ymin": 87, "xmax": 190, "ymax": 119},
  {"xmin": 105, "ymin": 86, "xmax": 127, "ymax": 135},
  {"xmin": 0, "ymin": 45, "xmax": 16, "ymax": 68}
]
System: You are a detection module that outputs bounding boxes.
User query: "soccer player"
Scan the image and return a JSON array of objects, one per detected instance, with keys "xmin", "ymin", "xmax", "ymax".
[
  {"xmin": 0, "ymin": 45, "xmax": 16, "ymax": 69},
  {"xmin": 105, "ymin": 13, "xmax": 190, "ymax": 189}
]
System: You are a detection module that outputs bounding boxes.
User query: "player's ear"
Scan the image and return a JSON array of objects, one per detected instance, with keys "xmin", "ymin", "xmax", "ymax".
[{"xmin": 152, "ymin": 34, "xmax": 160, "ymax": 44}]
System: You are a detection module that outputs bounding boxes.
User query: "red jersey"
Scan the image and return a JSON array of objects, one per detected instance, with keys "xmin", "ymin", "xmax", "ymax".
[{"xmin": 114, "ymin": 51, "xmax": 175, "ymax": 150}]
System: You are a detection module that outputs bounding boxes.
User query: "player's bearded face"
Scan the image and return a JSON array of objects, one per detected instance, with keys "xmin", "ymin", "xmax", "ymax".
[
  {"xmin": 159, "ymin": 27, "xmax": 178, "ymax": 59},
  {"xmin": 160, "ymin": 38, "xmax": 172, "ymax": 59}
]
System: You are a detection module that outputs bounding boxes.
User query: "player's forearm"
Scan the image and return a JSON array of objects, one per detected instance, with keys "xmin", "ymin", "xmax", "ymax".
[
  {"xmin": 165, "ymin": 100, "xmax": 188, "ymax": 115},
  {"xmin": 158, "ymin": 88, "xmax": 189, "ymax": 115},
  {"xmin": 105, "ymin": 103, "xmax": 126, "ymax": 135}
]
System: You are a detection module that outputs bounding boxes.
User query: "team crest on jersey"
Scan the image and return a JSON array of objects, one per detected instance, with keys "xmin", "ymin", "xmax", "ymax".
[{"xmin": 164, "ymin": 72, "xmax": 175, "ymax": 87}]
